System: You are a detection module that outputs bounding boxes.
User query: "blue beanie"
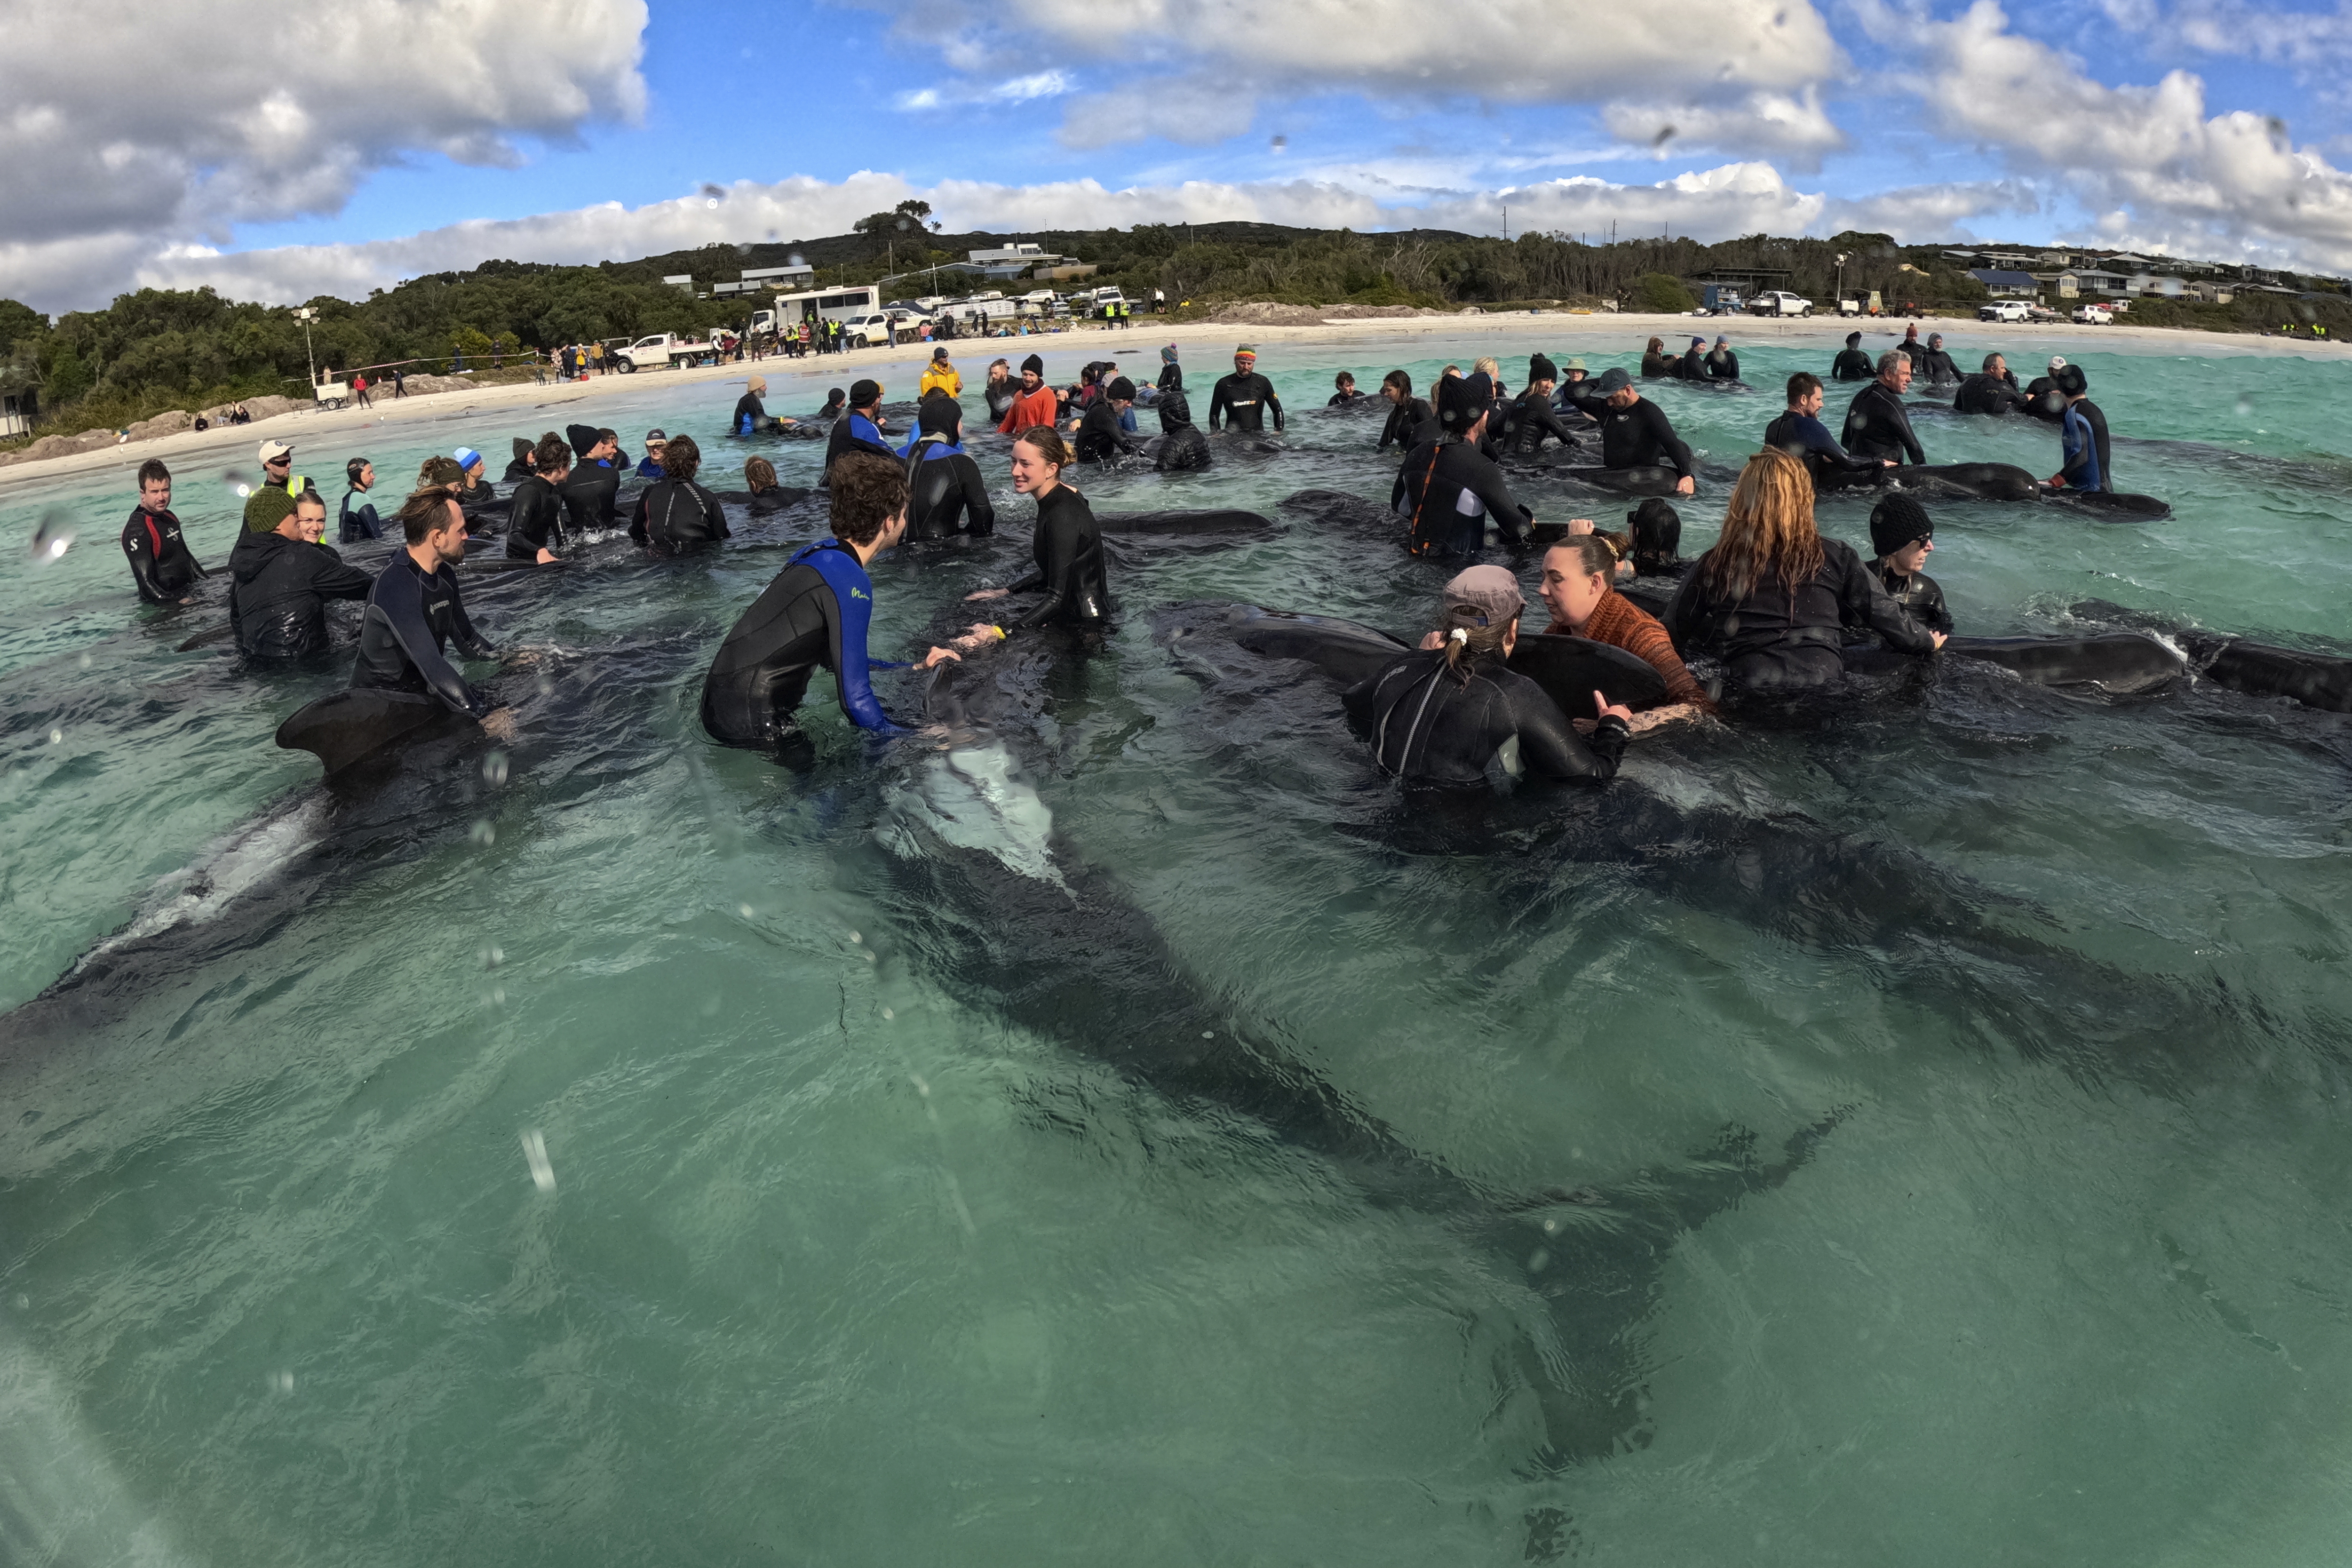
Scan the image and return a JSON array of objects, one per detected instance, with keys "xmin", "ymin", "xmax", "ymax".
[{"xmin": 453, "ymin": 447, "xmax": 481, "ymax": 470}]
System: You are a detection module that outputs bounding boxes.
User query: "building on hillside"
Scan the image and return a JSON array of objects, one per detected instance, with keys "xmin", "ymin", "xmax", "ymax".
[
  {"xmin": 0, "ymin": 363, "xmax": 38, "ymax": 440},
  {"xmin": 2187, "ymin": 281, "xmax": 2236, "ymax": 305},
  {"xmin": 1969, "ymin": 268, "xmax": 2041, "ymax": 297},
  {"xmin": 662, "ymin": 274, "xmax": 694, "ymax": 295}
]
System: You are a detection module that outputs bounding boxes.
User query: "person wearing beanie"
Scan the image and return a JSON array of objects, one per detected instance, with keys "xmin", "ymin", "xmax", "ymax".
[
  {"xmin": 1866, "ymin": 492, "xmax": 1951, "ymax": 632},
  {"xmin": 1208, "ymin": 345, "xmax": 1284, "ymax": 434},
  {"xmin": 1678, "ymin": 336, "xmax": 1709, "ymax": 381},
  {"xmin": 2049, "ymin": 364, "xmax": 2111, "ymax": 494},
  {"xmin": 1151, "ymin": 389, "xmax": 1210, "ymax": 471},
  {"xmin": 227, "ymin": 487, "xmax": 372, "ymax": 658},
  {"xmin": 1832, "ymin": 331, "xmax": 1874, "ymax": 382},
  {"xmin": 1764, "ymin": 371, "xmax": 1893, "ymax": 489},
  {"xmin": 1393, "ymin": 372, "xmax": 1535, "ymax": 560},
  {"xmin": 816, "ymin": 387, "xmax": 847, "ymax": 420},
  {"xmin": 1897, "ymin": 321, "xmax": 1926, "ymax": 370},
  {"xmin": 1498, "ymin": 354, "xmax": 1580, "ymax": 459},
  {"xmin": 1155, "ymin": 343, "xmax": 1182, "ymax": 393},
  {"xmin": 452, "ymin": 448, "xmax": 500, "ymax": 529},
  {"xmin": 997, "ymin": 354, "xmax": 1058, "ymax": 435},
  {"xmin": 1340, "ymin": 563, "xmax": 1633, "ymax": 786},
  {"xmin": 559, "ymin": 423, "xmax": 623, "ymax": 538},
  {"xmin": 1916, "ymin": 332, "xmax": 1960, "ymax": 385},
  {"xmin": 919, "ymin": 348, "xmax": 962, "ymax": 401},
  {"xmin": 900, "ymin": 398, "xmax": 996, "ymax": 540},
  {"xmin": 502, "ymin": 437, "xmax": 536, "ymax": 482},
  {"xmin": 1073, "ymin": 376, "xmax": 1143, "ymax": 464},
  {"xmin": 1704, "ymin": 334, "xmax": 1740, "ymax": 383},
  {"xmin": 1954, "ymin": 352, "xmax": 2029, "ymax": 416},
  {"xmin": 1586, "ymin": 368, "xmax": 1698, "ymax": 495},
  {"xmin": 824, "ymin": 380, "xmax": 897, "ymax": 481}
]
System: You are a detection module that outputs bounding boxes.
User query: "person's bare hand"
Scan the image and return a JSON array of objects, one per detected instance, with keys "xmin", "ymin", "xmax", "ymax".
[
  {"xmin": 1880, "ymin": 459, "xmax": 1896, "ymax": 468},
  {"xmin": 480, "ymin": 708, "xmax": 516, "ymax": 741},
  {"xmin": 919, "ymin": 645, "xmax": 961, "ymax": 669},
  {"xmin": 1930, "ymin": 630, "xmax": 1948, "ymax": 650},
  {"xmin": 1567, "ymin": 517, "xmax": 1596, "ymax": 535},
  {"xmin": 965, "ymin": 587, "xmax": 1009, "ymax": 603},
  {"xmin": 1595, "ymin": 691, "xmax": 1636, "ymax": 725},
  {"xmin": 1419, "ymin": 630, "xmax": 1445, "ymax": 650},
  {"xmin": 1673, "ymin": 475, "xmax": 1696, "ymax": 497}
]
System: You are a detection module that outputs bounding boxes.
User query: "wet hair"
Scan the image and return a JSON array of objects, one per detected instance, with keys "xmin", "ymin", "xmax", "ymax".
[
  {"xmin": 1700, "ymin": 448, "xmax": 1822, "ymax": 605},
  {"xmin": 1628, "ymin": 499, "xmax": 1683, "ymax": 571},
  {"xmin": 1382, "ymin": 369, "xmax": 1412, "ymax": 398},
  {"xmin": 827, "ymin": 453, "xmax": 908, "ymax": 547},
  {"xmin": 346, "ymin": 456, "xmax": 371, "ymax": 485},
  {"xmin": 1549, "ymin": 533, "xmax": 1618, "ymax": 580},
  {"xmin": 395, "ymin": 484, "xmax": 465, "ymax": 546},
  {"xmin": 1014, "ymin": 424, "xmax": 1071, "ymax": 471},
  {"xmin": 1334, "ymin": 371, "xmax": 1356, "ymax": 389},
  {"xmin": 1436, "ymin": 599, "xmax": 1512, "ymax": 684},
  {"xmin": 743, "ymin": 456, "xmax": 779, "ymax": 494},
  {"xmin": 1785, "ymin": 371, "xmax": 1822, "ymax": 403},
  {"xmin": 658, "ymin": 433, "xmax": 701, "ymax": 483},
  {"xmin": 136, "ymin": 458, "xmax": 170, "ymax": 489},
  {"xmin": 533, "ymin": 435, "xmax": 572, "ymax": 476},
  {"xmin": 419, "ymin": 455, "xmax": 464, "ymax": 487},
  {"xmin": 1876, "ymin": 350, "xmax": 1909, "ymax": 378}
]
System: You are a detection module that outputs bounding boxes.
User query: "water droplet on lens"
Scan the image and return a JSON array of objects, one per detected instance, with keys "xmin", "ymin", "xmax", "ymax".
[
  {"xmin": 480, "ymin": 944, "xmax": 504, "ymax": 969},
  {"xmin": 1200, "ymin": 1030, "xmax": 1214, "ymax": 1039},
  {"xmin": 738, "ymin": 903, "xmax": 755, "ymax": 918},
  {"xmin": 881, "ymin": 1006, "xmax": 894, "ymax": 1020},
  {"xmin": 48, "ymin": 729, "xmax": 62, "ymax": 745},
  {"xmin": 520, "ymin": 1129, "xmax": 556, "ymax": 1192},
  {"xmin": 76, "ymin": 653, "xmax": 90, "ymax": 669},
  {"xmin": 469, "ymin": 820, "xmax": 496, "ymax": 846},
  {"xmin": 849, "ymin": 931, "xmax": 862, "ymax": 943},
  {"xmin": 2235, "ymin": 394, "xmax": 2254, "ymax": 417},
  {"xmin": 482, "ymin": 750, "xmax": 509, "ymax": 786}
]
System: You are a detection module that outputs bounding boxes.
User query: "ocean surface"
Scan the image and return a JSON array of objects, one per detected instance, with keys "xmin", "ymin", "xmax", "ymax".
[{"xmin": 3, "ymin": 328, "xmax": 2351, "ymax": 1565}]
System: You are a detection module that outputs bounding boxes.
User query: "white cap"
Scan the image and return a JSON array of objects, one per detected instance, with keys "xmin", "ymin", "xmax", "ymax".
[
  {"xmin": 2048, "ymin": 356, "xmax": 2067, "ymax": 372},
  {"xmin": 258, "ymin": 438, "xmax": 293, "ymax": 463}
]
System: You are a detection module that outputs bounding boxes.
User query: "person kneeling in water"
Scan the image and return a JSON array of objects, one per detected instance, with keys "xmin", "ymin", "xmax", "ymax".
[
  {"xmin": 700, "ymin": 454, "xmax": 970, "ymax": 748},
  {"xmin": 230, "ymin": 488, "xmax": 373, "ymax": 657},
  {"xmin": 1662, "ymin": 448, "xmax": 1944, "ymax": 692},
  {"xmin": 1539, "ymin": 533, "xmax": 1713, "ymax": 723},
  {"xmin": 629, "ymin": 435, "xmax": 731, "ymax": 554},
  {"xmin": 1343, "ymin": 565, "xmax": 1632, "ymax": 786},
  {"xmin": 1152, "ymin": 389, "xmax": 1211, "ymax": 471},
  {"xmin": 900, "ymin": 397, "xmax": 996, "ymax": 538},
  {"xmin": 1867, "ymin": 493, "xmax": 1952, "ymax": 634},
  {"xmin": 352, "ymin": 485, "xmax": 504, "ymax": 724}
]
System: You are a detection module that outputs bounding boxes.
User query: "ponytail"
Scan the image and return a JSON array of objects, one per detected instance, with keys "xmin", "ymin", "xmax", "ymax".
[{"xmin": 1435, "ymin": 602, "xmax": 1511, "ymax": 684}]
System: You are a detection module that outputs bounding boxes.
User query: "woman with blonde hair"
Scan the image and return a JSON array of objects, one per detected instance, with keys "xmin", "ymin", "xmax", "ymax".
[{"xmin": 1661, "ymin": 447, "xmax": 1943, "ymax": 692}]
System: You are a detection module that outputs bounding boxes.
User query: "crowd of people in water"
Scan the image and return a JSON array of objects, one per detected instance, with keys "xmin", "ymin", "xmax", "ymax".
[{"xmin": 113, "ymin": 325, "xmax": 2141, "ymax": 787}]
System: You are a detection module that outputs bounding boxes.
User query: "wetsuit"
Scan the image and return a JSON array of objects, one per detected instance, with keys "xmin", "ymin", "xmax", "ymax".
[
  {"xmin": 339, "ymin": 488, "xmax": 384, "ymax": 545},
  {"xmin": 1678, "ymin": 347, "xmax": 1708, "ymax": 381},
  {"xmin": 902, "ymin": 438, "xmax": 996, "ymax": 539},
  {"xmin": 1152, "ymin": 393, "xmax": 1211, "ymax": 472},
  {"xmin": 351, "ymin": 552, "xmax": 495, "ymax": 717},
  {"xmin": 823, "ymin": 410, "xmax": 896, "ymax": 478},
  {"xmin": 1002, "ymin": 484, "xmax": 1110, "ymax": 628},
  {"xmin": 227, "ymin": 529, "xmax": 372, "ymax": 657},
  {"xmin": 2022, "ymin": 375, "xmax": 2066, "ymax": 422},
  {"xmin": 502, "ymin": 455, "xmax": 534, "ymax": 481},
  {"xmin": 1870, "ymin": 561, "xmax": 1953, "ymax": 634},
  {"xmin": 1953, "ymin": 373, "xmax": 2027, "ymax": 416},
  {"xmin": 1392, "ymin": 435, "xmax": 1534, "ymax": 560},
  {"xmin": 1641, "ymin": 350, "xmax": 1677, "ymax": 379},
  {"xmin": 700, "ymin": 539, "xmax": 911, "ymax": 745},
  {"xmin": 1662, "ymin": 538, "xmax": 1936, "ymax": 691},
  {"xmin": 1499, "ymin": 390, "xmax": 1581, "ymax": 458},
  {"xmin": 1156, "ymin": 361, "xmax": 1182, "ymax": 393},
  {"xmin": 1897, "ymin": 337, "xmax": 1927, "ymax": 371},
  {"xmin": 1705, "ymin": 348, "xmax": 1740, "ymax": 382},
  {"xmin": 1841, "ymin": 382, "xmax": 1926, "ymax": 466},
  {"xmin": 983, "ymin": 382, "xmax": 1017, "ymax": 423},
  {"xmin": 1831, "ymin": 346, "xmax": 1875, "ymax": 382},
  {"xmin": 1917, "ymin": 347, "xmax": 1960, "ymax": 383},
  {"xmin": 629, "ymin": 478, "xmax": 731, "ymax": 553},
  {"xmin": 504, "ymin": 475, "xmax": 566, "ymax": 560},
  {"xmin": 1075, "ymin": 398, "xmax": 1143, "ymax": 463},
  {"xmin": 2059, "ymin": 402, "xmax": 2107, "ymax": 493},
  {"xmin": 1595, "ymin": 397, "xmax": 1696, "ymax": 478},
  {"xmin": 453, "ymin": 476, "xmax": 502, "ymax": 530},
  {"xmin": 560, "ymin": 459, "xmax": 621, "ymax": 539},
  {"xmin": 120, "ymin": 504, "xmax": 205, "ymax": 603},
  {"xmin": 1327, "ymin": 389, "xmax": 1367, "ymax": 406},
  {"xmin": 1763, "ymin": 408, "xmax": 1884, "ymax": 487},
  {"xmin": 1377, "ymin": 397, "xmax": 1434, "ymax": 453},
  {"xmin": 733, "ymin": 391, "xmax": 768, "ymax": 437},
  {"xmin": 1342, "ymin": 650, "xmax": 1628, "ymax": 786},
  {"xmin": 1208, "ymin": 370, "xmax": 1284, "ymax": 433}
]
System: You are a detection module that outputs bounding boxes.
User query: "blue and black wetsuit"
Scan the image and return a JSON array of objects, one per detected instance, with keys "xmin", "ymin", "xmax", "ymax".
[
  {"xmin": 351, "ymin": 552, "xmax": 496, "ymax": 716},
  {"xmin": 2060, "ymin": 402, "xmax": 2106, "ymax": 492},
  {"xmin": 732, "ymin": 391, "xmax": 767, "ymax": 437},
  {"xmin": 823, "ymin": 410, "xmax": 896, "ymax": 480},
  {"xmin": 700, "ymin": 539, "xmax": 911, "ymax": 746},
  {"xmin": 338, "ymin": 488, "xmax": 384, "ymax": 544}
]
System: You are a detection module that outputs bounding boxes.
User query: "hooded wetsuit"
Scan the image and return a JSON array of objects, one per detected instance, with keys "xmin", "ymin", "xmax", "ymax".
[
  {"xmin": 902, "ymin": 438, "xmax": 996, "ymax": 538},
  {"xmin": 1075, "ymin": 398, "xmax": 1143, "ymax": 463},
  {"xmin": 629, "ymin": 478, "xmax": 731, "ymax": 553},
  {"xmin": 1342, "ymin": 649, "xmax": 1628, "ymax": 785},
  {"xmin": 1662, "ymin": 538, "xmax": 1936, "ymax": 691},
  {"xmin": 120, "ymin": 504, "xmax": 205, "ymax": 603},
  {"xmin": 1841, "ymin": 382, "xmax": 1926, "ymax": 466},
  {"xmin": 228, "ymin": 529, "xmax": 372, "ymax": 657},
  {"xmin": 1595, "ymin": 397, "xmax": 1696, "ymax": 478},
  {"xmin": 1392, "ymin": 435, "xmax": 1534, "ymax": 560},
  {"xmin": 700, "ymin": 538, "xmax": 910, "ymax": 743},
  {"xmin": 1953, "ymin": 373, "xmax": 2027, "ymax": 416},
  {"xmin": 1917, "ymin": 347, "xmax": 1960, "ymax": 383},
  {"xmin": 1152, "ymin": 393, "xmax": 1211, "ymax": 472},
  {"xmin": 2060, "ymin": 402, "xmax": 2107, "ymax": 493},
  {"xmin": 1764, "ymin": 408, "xmax": 1884, "ymax": 487},
  {"xmin": 824, "ymin": 410, "xmax": 897, "ymax": 479},
  {"xmin": 1377, "ymin": 396, "xmax": 1434, "ymax": 453},
  {"xmin": 1831, "ymin": 346, "xmax": 1875, "ymax": 382},
  {"xmin": 1002, "ymin": 484, "xmax": 1109, "ymax": 629},
  {"xmin": 351, "ymin": 551, "xmax": 495, "ymax": 716},
  {"xmin": 1208, "ymin": 370, "xmax": 1283, "ymax": 433},
  {"xmin": 339, "ymin": 488, "xmax": 384, "ymax": 544}
]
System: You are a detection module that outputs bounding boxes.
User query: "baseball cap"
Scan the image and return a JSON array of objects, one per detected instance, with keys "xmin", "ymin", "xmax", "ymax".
[
  {"xmin": 258, "ymin": 439, "xmax": 293, "ymax": 464},
  {"xmin": 1443, "ymin": 565, "xmax": 1524, "ymax": 628},
  {"xmin": 644, "ymin": 429, "xmax": 668, "ymax": 444},
  {"xmin": 1594, "ymin": 367, "xmax": 1633, "ymax": 394}
]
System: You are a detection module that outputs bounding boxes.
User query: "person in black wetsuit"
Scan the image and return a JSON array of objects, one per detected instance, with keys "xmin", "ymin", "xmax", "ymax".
[
  {"xmin": 1328, "ymin": 371, "xmax": 1367, "ymax": 406},
  {"xmin": 962, "ymin": 427, "xmax": 1111, "ymax": 631},
  {"xmin": 1677, "ymin": 336, "xmax": 1709, "ymax": 380},
  {"xmin": 1662, "ymin": 447, "xmax": 1942, "ymax": 691},
  {"xmin": 824, "ymin": 379, "xmax": 897, "ymax": 480},
  {"xmin": 733, "ymin": 377, "xmax": 771, "ymax": 437},
  {"xmin": 1586, "ymin": 368, "xmax": 1697, "ymax": 495},
  {"xmin": 505, "ymin": 435, "xmax": 570, "ymax": 563},
  {"xmin": 452, "ymin": 449, "xmax": 502, "ymax": 532},
  {"xmin": 2022, "ymin": 356, "xmax": 2068, "ymax": 422},
  {"xmin": 352, "ymin": 486, "xmax": 502, "ymax": 723},
  {"xmin": 1342, "ymin": 564, "xmax": 1631, "ymax": 786},
  {"xmin": 1953, "ymin": 352, "xmax": 2028, "ymax": 415},
  {"xmin": 559, "ymin": 423, "xmax": 623, "ymax": 539},
  {"xmin": 1640, "ymin": 337, "xmax": 1676, "ymax": 378},
  {"xmin": 1840, "ymin": 351, "xmax": 1926, "ymax": 466},
  {"xmin": 1917, "ymin": 333, "xmax": 1961, "ymax": 385},
  {"xmin": 981, "ymin": 360, "xmax": 1017, "ymax": 424},
  {"xmin": 1156, "ymin": 344, "xmax": 1182, "ymax": 392},
  {"xmin": 1499, "ymin": 353, "xmax": 1582, "ymax": 458},
  {"xmin": 502, "ymin": 438, "xmax": 536, "ymax": 482},
  {"xmin": 229, "ymin": 489, "xmax": 373, "ymax": 657},
  {"xmin": 338, "ymin": 458, "xmax": 385, "ymax": 544},
  {"xmin": 1866, "ymin": 492, "xmax": 1952, "ymax": 634},
  {"xmin": 1896, "ymin": 323, "xmax": 1926, "ymax": 370},
  {"xmin": 1075, "ymin": 376, "xmax": 1144, "ymax": 463},
  {"xmin": 701, "ymin": 455, "xmax": 971, "ymax": 752},
  {"xmin": 1764, "ymin": 371, "xmax": 1892, "ymax": 488},
  {"xmin": 1392, "ymin": 372, "xmax": 1535, "ymax": 561},
  {"xmin": 121, "ymin": 459, "xmax": 207, "ymax": 605},
  {"xmin": 816, "ymin": 388, "xmax": 847, "ymax": 422},
  {"xmin": 629, "ymin": 434, "xmax": 731, "ymax": 554},
  {"xmin": 1704, "ymin": 335, "xmax": 1740, "ymax": 382},
  {"xmin": 1377, "ymin": 370, "xmax": 1433, "ymax": 452},
  {"xmin": 900, "ymin": 397, "xmax": 997, "ymax": 538},
  {"xmin": 1208, "ymin": 345, "xmax": 1284, "ymax": 433},
  {"xmin": 1151, "ymin": 389, "xmax": 1211, "ymax": 472},
  {"xmin": 1831, "ymin": 331, "xmax": 1875, "ymax": 382}
]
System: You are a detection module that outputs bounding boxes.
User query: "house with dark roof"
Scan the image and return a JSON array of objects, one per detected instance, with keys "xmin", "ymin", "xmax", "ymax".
[{"xmin": 1969, "ymin": 268, "xmax": 2041, "ymax": 298}]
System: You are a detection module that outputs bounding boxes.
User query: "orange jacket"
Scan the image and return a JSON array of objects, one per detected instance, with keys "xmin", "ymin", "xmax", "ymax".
[{"xmin": 996, "ymin": 384, "xmax": 1058, "ymax": 435}]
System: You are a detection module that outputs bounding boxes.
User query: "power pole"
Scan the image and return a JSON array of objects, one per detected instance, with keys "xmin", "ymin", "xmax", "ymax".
[{"xmin": 293, "ymin": 306, "xmax": 318, "ymax": 388}]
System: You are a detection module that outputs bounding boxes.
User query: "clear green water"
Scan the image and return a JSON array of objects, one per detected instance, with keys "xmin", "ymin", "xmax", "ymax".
[{"xmin": 4, "ymin": 331, "xmax": 2352, "ymax": 1566}]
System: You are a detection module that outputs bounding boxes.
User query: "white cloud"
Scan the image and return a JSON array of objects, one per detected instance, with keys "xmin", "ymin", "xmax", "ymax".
[
  {"xmin": 1601, "ymin": 88, "xmax": 1846, "ymax": 170},
  {"xmin": 0, "ymin": 0, "xmax": 646, "ymax": 250}
]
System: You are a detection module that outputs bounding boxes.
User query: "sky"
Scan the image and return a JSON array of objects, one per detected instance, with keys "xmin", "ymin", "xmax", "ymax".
[{"xmin": 6, "ymin": 0, "xmax": 2352, "ymax": 313}]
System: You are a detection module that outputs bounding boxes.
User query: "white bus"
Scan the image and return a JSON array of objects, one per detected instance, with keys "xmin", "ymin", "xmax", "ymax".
[{"xmin": 749, "ymin": 285, "xmax": 882, "ymax": 336}]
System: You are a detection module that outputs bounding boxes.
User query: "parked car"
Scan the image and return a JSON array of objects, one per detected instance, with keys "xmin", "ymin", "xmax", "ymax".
[
  {"xmin": 1978, "ymin": 299, "xmax": 2033, "ymax": 323},
  {"xmin": 2025, "ymin": 304, "xmax": 2063, "ymax": 323},
  {"xmin": 839, "ymin": 313, "xmax": 897, "ymax": 348},
  {"xmin": 2073, "ymin": 303, "xmax": 2114, "ymax": 325},
  {"xmin": 1750, "ymin": 290, "xmax": 1814, "ymax": 318},
  {"xmin": 614, "ymin": 333, "xmax": 713, "ymax": 372}
]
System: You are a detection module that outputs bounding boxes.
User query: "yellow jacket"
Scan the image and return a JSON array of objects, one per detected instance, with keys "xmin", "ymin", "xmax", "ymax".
[{"xmin": 918, "ymin": 366, "xmax": 963, "ymax": 400}]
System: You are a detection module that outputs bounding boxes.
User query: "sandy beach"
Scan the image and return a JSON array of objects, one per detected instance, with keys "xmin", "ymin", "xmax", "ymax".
[{"xmin": 0, "ymin": 308, "xmax": 2337, "ymax": 496}]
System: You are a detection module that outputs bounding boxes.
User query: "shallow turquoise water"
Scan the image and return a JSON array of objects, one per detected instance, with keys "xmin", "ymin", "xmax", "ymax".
[{"xmin": 3, "ymin": 329, "xmax": 2352, "ymax": 1565}]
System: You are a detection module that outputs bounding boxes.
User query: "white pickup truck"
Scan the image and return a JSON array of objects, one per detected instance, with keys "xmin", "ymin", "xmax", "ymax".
[
  {"xmin": 614, "ymin": 333, "xmax": 716, "ymax": 371},
  {"xmin": 2072, "ymin": 303, "xmax": 2114, "ymax": 325},
  {"xmin": 1978, "ymin": 299, "xmax": 2032, "ymax": 323},
  {"xmin": 1749, "ymin": 290, "xmax": 1814, "ymax": 318}
]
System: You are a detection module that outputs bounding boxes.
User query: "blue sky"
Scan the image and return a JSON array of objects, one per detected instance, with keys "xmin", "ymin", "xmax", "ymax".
[{"xmin": 6, "ymin": 0, "xmax": 2352, "ymax": 310}]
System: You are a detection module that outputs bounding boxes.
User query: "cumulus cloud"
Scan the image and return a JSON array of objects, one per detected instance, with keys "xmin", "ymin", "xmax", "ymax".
[
  {"xmin": 1600, "ymin": 88, "xmax": 1846, "ymax": 170},
  {"xmin": 0, "ymin": 0, "xmax": 646, "ymax": 252}
]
